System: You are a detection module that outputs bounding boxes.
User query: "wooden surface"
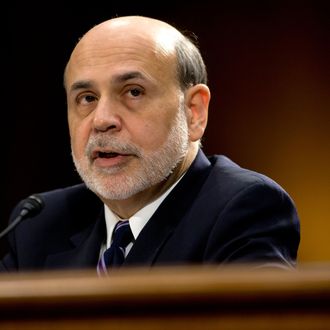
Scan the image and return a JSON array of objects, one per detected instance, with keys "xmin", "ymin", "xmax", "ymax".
[{"xmin": 0, "ymin": 263, "xmax": 329, "ymax": 330}]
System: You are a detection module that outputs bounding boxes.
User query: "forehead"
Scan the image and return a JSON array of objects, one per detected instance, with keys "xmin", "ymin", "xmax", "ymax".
[{"xmin": 65, "ymin": 25, "xmax": 178, "ymax": 87}]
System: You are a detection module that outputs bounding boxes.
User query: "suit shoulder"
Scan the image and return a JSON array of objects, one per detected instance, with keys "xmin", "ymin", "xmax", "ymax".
[
  {"xmin": 39, "ymin": 183, "xmax": 94, "ymax": 202},
  {"xmin": 207, "ymin": 154, "xmax": 290, "ymax": 196},
  {"xmin": 11, "ymin": 183, "xmax": 101, "ymax": 222},
  {"xmin": 41, "ymin": 183, "xmax": 102, "ymax": 216}
]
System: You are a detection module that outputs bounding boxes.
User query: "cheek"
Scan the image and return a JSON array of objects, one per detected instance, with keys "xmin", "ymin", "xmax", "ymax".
[
  {"xmin": 68, "ymin": 118, "xmax": 90, "ymax": 158},
  {"xmin": 132, "ymin": 119, "xmax": 170, "ymax": 151},
  {"xmin": 132, "ymin": 102, "xmax": 181, "ymax": 150}
]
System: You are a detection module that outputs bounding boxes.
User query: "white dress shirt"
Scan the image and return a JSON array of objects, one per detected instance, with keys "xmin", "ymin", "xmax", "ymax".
[{"xmin": 101, "ymin": 175, "xmax": 184, "ymax": 257}]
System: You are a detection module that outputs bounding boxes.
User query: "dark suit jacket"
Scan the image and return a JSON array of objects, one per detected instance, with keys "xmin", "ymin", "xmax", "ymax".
[{"xmin": 0, "ymin": 151, "xmax": 300, "ymax": 271}]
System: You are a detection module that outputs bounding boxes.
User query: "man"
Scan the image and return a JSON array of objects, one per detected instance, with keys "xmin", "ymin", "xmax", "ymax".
[{"xmin": 0, "ymin": 16, "xmax": 300, "ymax": 271}]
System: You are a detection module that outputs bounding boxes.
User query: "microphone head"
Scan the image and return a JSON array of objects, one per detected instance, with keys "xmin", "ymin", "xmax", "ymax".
[
  {"xmin": 21, "ymin": 194, "xmax": 45, "ymax": 217},
  {"xmin": 0, "ymin": 194, "xmax": 45, "ymax": 239}
]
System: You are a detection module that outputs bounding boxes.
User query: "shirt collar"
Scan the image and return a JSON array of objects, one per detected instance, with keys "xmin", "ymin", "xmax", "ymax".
[{"xmin": 103, "ymin": 174, "xmax": 184, "ymax": 248}]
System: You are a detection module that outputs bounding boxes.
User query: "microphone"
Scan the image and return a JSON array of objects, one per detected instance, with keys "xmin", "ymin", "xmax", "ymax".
[{"xmin": 0, "ymin": 194, "xmax": 44, "ymax": 239}]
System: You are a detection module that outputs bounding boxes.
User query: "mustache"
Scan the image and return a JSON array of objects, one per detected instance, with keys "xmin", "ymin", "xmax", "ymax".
[{"xmin": 85, "ymin": 135, "xmax": 142, "ymax": 158}]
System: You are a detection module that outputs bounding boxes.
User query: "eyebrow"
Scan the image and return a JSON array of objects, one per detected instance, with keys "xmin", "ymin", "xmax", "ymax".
[
  {"xmin": 68, "ymin": 71, "xmax": 148, "ymax": 94},
  {"xmin": 113, "ymin": 71, "xmax": 146, "ymax": 83},
  {"xmin": 69, "ymin": 80, "xmax": 93, "ymax": 93}
]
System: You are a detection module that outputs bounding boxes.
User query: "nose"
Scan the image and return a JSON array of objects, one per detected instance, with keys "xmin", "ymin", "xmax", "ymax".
[{"xmin": 92, "ymin": 99, "xmax": 122, "ymax": 132}]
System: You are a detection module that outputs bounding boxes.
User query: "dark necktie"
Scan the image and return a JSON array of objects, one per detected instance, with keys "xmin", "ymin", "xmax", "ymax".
[{"xmin": 97, "ymin": 220, "xmax": 133, "ymax": 275}]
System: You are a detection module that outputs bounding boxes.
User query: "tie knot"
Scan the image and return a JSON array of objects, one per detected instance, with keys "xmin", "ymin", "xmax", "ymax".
[{"xmin": 112, "ymin": 220, "xmax": 133, "ymax": 249}]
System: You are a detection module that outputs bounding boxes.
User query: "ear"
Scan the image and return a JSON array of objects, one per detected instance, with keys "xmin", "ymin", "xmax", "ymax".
[{"xmin": 185, "ymin": 84, "xmax": 211, "ymax": 142}]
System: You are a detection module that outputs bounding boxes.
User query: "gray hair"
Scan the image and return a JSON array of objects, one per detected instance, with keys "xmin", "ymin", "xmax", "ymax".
[{"xmin": 175, "ymin": 33, "xmax": 208, "ymax": 90}]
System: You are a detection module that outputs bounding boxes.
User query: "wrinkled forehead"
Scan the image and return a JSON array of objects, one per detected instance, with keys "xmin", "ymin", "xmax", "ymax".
[
  {"xmin": 66, "ymin": 37, "xmax": 175, "ymax": 85},
  {"xmin": 65, "ymin": 19, "xmax": 181, "ymax": 85}
]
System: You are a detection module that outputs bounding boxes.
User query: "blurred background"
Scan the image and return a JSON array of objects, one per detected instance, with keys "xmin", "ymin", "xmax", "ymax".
[{"xmin": 3, "ymin": 0, "xmax": 329, "ymax": 263}]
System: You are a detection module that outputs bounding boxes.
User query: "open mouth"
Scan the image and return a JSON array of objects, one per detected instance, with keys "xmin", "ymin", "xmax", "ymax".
[
  {"xmin": 92, "ymin": 150, "xmax": 124, "ymax": 159},
  {"xmin": 98, "ymin": 151, "xmax": 120, "ymax": 158}
]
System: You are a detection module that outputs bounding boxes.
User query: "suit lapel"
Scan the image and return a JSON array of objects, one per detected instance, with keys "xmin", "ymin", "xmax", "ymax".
[
  {"xmin": 124, "ymin": 150, "xmax": 212, "ymax": 266},
  {"xmin": 44, "ymin": 211, "xmax": 106, "ymax": 270}
]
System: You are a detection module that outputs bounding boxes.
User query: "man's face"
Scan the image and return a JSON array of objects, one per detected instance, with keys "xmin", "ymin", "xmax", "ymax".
[{"xmin": 65, "ymin": 27, "xmax": 190, "ymax": 201}]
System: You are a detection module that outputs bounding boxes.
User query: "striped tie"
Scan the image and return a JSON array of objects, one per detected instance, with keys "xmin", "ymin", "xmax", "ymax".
[{"xmin": 97, "ymin": 220, "xmax": 133, "ymax": 275}]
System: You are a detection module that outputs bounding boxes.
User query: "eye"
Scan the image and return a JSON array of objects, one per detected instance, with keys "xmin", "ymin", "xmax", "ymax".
[
  {"xmin": 77, "ymin": 93, "xmax": 98, "ymax": 105},
  {"xmin": 128, "ymin": 87, "xmax": 143, "ymax": 98},
  {"xmin": 84, "ymin": 95, "xmax": 97, "ymax": 103}
]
